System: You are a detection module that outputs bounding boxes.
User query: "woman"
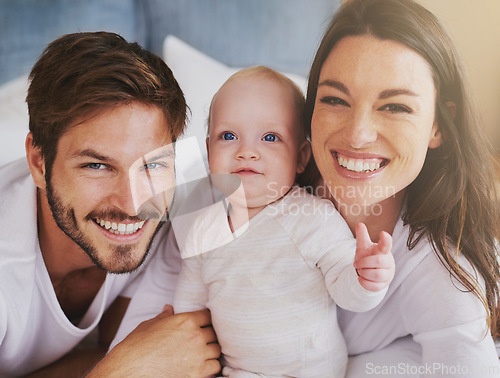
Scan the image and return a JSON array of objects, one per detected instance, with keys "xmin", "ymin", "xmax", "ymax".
[{"xmin": 298, "ymin": 0, "xmax": 500, "ymax": 375}]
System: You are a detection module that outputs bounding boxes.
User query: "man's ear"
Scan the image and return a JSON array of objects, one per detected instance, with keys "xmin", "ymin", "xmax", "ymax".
[
  {"xmin": 25, "ymin": 132, "xmax": 47, "ymax": 190},
  {"xmin": 296, "ymin": 140, "xmax": 312, "ymax": 174}
]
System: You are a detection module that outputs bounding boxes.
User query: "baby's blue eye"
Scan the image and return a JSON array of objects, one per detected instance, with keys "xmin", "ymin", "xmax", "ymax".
[
  {"xmin": 263, "ymin": 133, "xmax": 278, "ymax": 142},
  {"xmin": 223, "ymin": 132, "xmax": 236, "ymax": 140}
]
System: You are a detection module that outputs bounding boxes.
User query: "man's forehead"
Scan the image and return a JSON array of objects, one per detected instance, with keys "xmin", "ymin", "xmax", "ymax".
[
  {"xmin": 68, "ymin": 143, "xmax": 175, "ymax": 166},
  {"xmin": 57, "ymin": 103, "xmax": 174, "ymax": 165}
]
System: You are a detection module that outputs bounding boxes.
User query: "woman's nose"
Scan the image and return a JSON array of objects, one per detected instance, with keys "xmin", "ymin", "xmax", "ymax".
[{"xmin": 343, "ymin": 110, "xmax": 378, "ymax": 149}]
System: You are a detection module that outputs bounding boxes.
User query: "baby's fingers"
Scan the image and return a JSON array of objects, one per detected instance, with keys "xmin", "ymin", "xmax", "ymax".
[
  {"xmin": 355, "ymin": 254, "xmax": 395, "ymax": 292},
  {"xmin": 356, "ymin": 265, "xmax": 394, "ymax": 283},
  {"xmin": 377, "ymin": 231, "xmax": 393, "ymax": 254},
  {"xmin": 354, "ymin": 254, "xmax": 394, "ymax": 271},
  {"xmin": 357, "ymin": 274, "xmax": 391, "ymax": 292}
]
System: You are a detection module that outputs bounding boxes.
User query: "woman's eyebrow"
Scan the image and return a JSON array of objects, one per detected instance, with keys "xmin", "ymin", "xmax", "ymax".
[
  {"xmin": 318, "ymin": 79, "xmax": 350, "ymax": 96},
  {"xmin": 318, "ymin": 80, "xmax": 419, "ymax": 101},
  {"xmin": 379, "ymin": 88, "xmax": 418, "ymax": 99}
]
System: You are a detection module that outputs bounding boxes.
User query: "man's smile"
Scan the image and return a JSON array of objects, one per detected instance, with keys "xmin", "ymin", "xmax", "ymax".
[{"xmin": 93, "ymin": 218, "xmax": 146, "ymax": 235}]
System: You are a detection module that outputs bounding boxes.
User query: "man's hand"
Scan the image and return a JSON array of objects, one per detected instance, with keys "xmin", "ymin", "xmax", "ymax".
[
  {"xmin": 87, "ymin": 306, "xmax": 221, "ymax": 377},
  {"xmin": 353, "ymin": 223, "xmax": 395, "ymax": 292}
]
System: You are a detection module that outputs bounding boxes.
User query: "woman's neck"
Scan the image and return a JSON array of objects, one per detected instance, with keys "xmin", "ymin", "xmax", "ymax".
[{"xmin": 318, "ymin": 179, "xmax": 405, "ymax": 242}]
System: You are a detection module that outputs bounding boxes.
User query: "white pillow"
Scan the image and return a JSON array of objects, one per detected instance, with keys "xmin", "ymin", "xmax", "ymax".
[
  {"xmin": 0, "ymin": 75, "xmax": 30, "ymax": 167},
  {"xmin": 162, "ymin": 35, "xmax": 307, "ymax": 180}
]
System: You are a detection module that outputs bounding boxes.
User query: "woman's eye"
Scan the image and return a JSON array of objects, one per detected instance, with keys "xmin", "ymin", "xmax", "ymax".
[
  {"xmin": 222, "ymin": 132, "xmax": 236, "ymax": 140},
  {"xmin": 381, "ymin": 104, "xmax": 412, "ymax": 114},
  {"xmin": 319, "ymin": 96, "xmax": 350, "ymax": 107},
  {"xmin": 262, "ymin": 133, "xmax": 279, "ymax": 142}
]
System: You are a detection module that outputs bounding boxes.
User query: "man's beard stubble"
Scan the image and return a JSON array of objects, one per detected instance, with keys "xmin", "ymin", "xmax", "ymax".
[{"xmin": 44, "ymin": 175, "xmax": 166, "ymax": 274}]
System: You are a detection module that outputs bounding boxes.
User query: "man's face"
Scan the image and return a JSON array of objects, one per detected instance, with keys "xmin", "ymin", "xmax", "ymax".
[{"xmin": 45, "ymin": 102, "xmax": 175, "ymax": 273}]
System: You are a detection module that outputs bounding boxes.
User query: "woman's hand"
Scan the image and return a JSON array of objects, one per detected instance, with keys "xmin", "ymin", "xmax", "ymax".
[{"xmin": 354, "ymin": 223, "xmax": 395, "ymax": 292}]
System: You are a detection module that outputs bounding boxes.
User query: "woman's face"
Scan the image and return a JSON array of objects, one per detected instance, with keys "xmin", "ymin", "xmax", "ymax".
[{"xmin": 311, "ymin": 34, "xmax": 442, "ymax": 209}]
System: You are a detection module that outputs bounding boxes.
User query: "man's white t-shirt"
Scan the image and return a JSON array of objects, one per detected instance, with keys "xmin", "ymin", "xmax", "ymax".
[{"xmin": 0, "ymin": 159, "xmax": 180, "ymax": 376}]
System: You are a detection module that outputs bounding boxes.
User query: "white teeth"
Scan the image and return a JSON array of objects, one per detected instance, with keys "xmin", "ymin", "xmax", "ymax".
[
  {"xmin": 338, "ymin": 156, "xmax": 382, "ymax": 173},
  {"xmin": 94, "ymin": 218, "xmax": 146, "ymax": 235},
  {"xmin": 354, "ymin": 160, "xmax": 364, "ymax": 172}
]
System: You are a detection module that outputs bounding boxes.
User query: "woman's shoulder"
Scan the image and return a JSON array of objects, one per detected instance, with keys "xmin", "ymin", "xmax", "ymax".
[{"xmin": 393, "ymin": 220, "xmax": 488, "ymax": 331}]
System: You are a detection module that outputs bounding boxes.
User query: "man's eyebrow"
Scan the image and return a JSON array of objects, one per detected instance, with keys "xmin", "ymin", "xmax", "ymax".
[
  {"xmin": 379, "ymin": 88, "xmax": 418, "ymax": 99},
  {"xmin": 317, "ymin": 79, "xmax": 350, "ymax": 96},
  {"xmin": 70, "ymin": 149, "xmax": 118, "ymax": 164},
  {"xmin": 143, "ymin": 148, "xmax": 175, "ymax": 162}
]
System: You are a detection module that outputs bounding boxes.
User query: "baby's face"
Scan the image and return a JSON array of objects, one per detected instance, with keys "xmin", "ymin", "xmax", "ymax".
[{"xmin": 207, "ymin": 75, "xmax": 306, "ymax": 215}]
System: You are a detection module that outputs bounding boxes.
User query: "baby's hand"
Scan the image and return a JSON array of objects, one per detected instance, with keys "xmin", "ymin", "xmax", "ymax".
[{"xmin": 353, "ymin": 223, "xmax": 394, "ymax": 292}]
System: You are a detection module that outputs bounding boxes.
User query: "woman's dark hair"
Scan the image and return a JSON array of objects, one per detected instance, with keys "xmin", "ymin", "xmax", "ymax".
[{"xmin": 299, "ymin": 0, "xmax": 500, "ymax": 337}]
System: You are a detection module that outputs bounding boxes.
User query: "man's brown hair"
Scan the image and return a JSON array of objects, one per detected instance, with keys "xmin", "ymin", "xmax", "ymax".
[{"xmin": 27, "ymin": 31, "xmax": 187, "ymax": 173}]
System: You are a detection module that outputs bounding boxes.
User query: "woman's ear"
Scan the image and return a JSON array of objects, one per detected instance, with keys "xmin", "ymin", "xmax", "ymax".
[
  {"xmin": 296, "ymin": 140, "xmax": 312, "ymax": 174},
  {"xmin": 428, "ymin": 123, "xmax": 442, "ymax": 149},
  {"xmin": 445, "ymin": 100, "xmax": 457, "ymax": 121},
  {"xmin": 25, "ymin": 132, "xmax": 47, "ymax": 190},
  {"xmin": 428, "ymin": 101, "xmax": 456, "ymax": 150}
]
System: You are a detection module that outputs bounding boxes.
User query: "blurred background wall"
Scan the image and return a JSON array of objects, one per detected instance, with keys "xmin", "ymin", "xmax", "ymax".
[{"xmin": 415, "ymin": 0, "xmax": 500, "ymax": 153}]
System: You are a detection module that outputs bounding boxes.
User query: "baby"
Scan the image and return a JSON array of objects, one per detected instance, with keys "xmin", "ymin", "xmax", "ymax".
[{"xmin": 173, "ymin": 66, "xmax": 395, "ymax": 377}]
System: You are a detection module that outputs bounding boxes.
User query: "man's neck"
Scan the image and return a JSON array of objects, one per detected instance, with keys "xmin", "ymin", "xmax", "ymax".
[
  {"xmin": 36, "ymin": 189, "xmax": 96, "ymax": 282},
  {"xmin": 36, "ymin": 189, "xmax": 106, "ymax": 321}
]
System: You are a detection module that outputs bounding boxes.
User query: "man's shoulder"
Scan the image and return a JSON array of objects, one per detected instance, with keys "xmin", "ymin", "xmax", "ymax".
[
  {"xmin": 0, "ymin": 158, "xmax": 39, "ymax": 270},
  {"xmin": 0, "ymin": 157, "xmax": 36, "ymax": 219},
  {"xmin": 0, "ymin": 157, "xmax": 32, "ymax": 193}
]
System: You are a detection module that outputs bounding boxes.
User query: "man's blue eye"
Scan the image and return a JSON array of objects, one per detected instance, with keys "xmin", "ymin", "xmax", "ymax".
[
  {"xmin": 87, "ymin": 163, "xmax": 106, "ymax": 170},
  {"xmin": 144, "ymin": 163, "xmax": 162, "ymax": 170},
  {"xmin": 223, "ymin": 132, "xmax": 236, "ymax": 140},
  {"xmin": 263, "ymin": 134, "xmax": 277, "ymax": 142}
]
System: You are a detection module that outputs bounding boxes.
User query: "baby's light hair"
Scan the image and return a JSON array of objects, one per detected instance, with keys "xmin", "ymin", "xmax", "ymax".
[{"xmin": 206, "ymin": 65, "xmax": 306, "ymax": 140}]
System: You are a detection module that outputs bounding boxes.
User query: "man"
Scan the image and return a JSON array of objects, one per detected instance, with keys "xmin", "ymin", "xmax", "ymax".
[{"xmin": 0, "ymin": 32, "xmax": 220, "ymax": 377}]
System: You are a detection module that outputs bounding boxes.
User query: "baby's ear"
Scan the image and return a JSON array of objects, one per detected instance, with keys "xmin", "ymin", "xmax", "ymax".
[{"xmin": 296, "ymin": 140, "xmax": 311, "ymax": 174}]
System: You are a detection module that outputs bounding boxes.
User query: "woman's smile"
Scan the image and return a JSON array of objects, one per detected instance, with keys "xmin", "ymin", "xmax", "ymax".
[{"xmin": 311, "ymin": 34, "xmax": 441, "ymax": 206}]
